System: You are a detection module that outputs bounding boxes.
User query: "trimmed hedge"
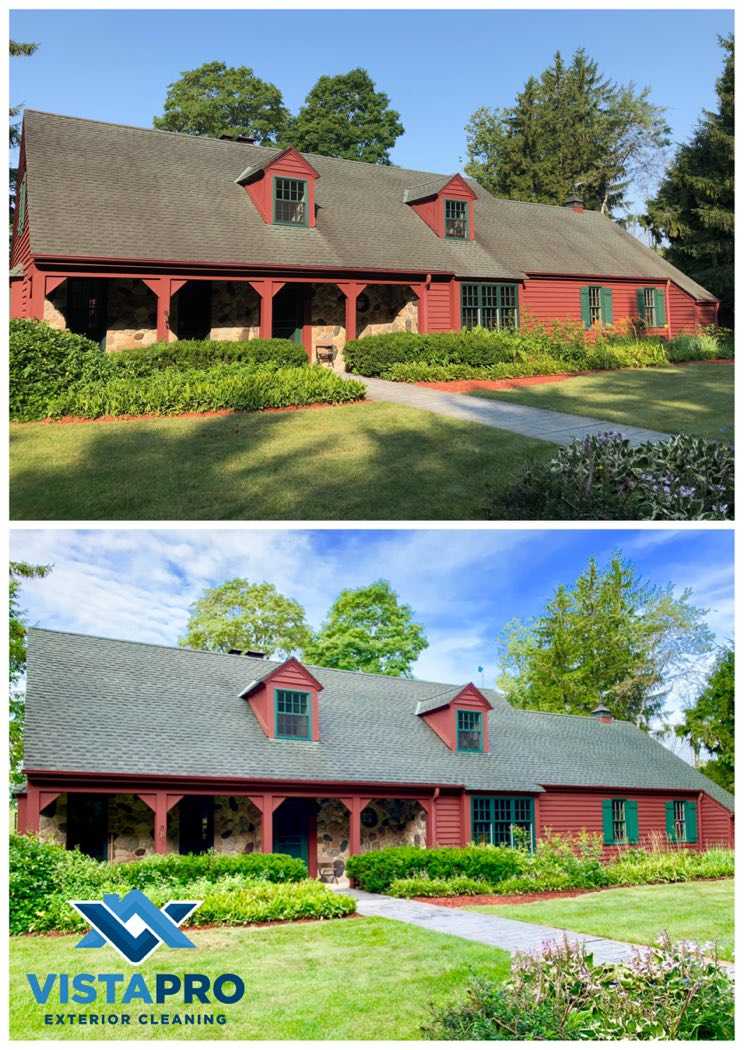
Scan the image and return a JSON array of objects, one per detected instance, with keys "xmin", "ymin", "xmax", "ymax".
[
  {"xmin": 10, "ymin": 319, "xmax": 111, "ymax": 421},
  {"xmin": 181, "ymin": 877, "xmax": 356, "ymax": 926},
  {"xmin": 110, "ymin": 338, "xmax": 307, "ymax": 376},
  {"xmin": 345, "ymin": 845, "xmax": 522, "ymax": 894},
  {"xmin": 48, "ymin": 364, "xmax": 366, "ymax": 418},
  {"xmin": 389, "ymin": 876, "xmax": 492, "ymax": 898},
  {"xmin": 112, "ymin": 849, "xmax": 307, "ymax": 887}
]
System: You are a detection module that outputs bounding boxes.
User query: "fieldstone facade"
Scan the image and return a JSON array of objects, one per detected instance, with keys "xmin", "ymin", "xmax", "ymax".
[
  {"xmin": 309, "ymin": 283, "xmax": 418, "ymax": 371},
  {"xmin": 208, "ymin": 282, "xmax": 260, "ymax": 341},
  {"xmin": 105, "ymin": 280, "xmax": 158, "ymax": 352},
  {"xmin": 316, "ymin": 797, "xmax": 426, "ymax": 886},
  {"xmin": 213, "ymin": 796, "xmax": 262, "ymax": 853}
]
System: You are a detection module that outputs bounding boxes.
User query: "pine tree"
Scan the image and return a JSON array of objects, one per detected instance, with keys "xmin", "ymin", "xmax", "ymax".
[{"xmin": 642, "ymin": 36, "xmax": 734, "ymax": 324}]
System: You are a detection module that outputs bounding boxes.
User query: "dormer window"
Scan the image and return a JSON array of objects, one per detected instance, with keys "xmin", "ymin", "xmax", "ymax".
[
  {"xmin": 275, "ymin": 688, "xmax": 311, "ymax": 739},
  {"xmin": 274, "ymin": 177, "xmax": 308, "ymax": 227},
  {"xmin": 457, "ymin": 709, "xmax": 483, "ymax": 752},
  {"xmin": 445, "ymin": 199, "xmax": 468, "ymax": 239}
]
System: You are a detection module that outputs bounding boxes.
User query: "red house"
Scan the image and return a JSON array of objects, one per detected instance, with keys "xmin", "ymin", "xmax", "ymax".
[
  {"xmin": 17, "ymin": 630, "xmax": 733, "ymax": 880},
  {"xmin": 10, "ymin": 111, "xmax": 718, "ymax": 366}
]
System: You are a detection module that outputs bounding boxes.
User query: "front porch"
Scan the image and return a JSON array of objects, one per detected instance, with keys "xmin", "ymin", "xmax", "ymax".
[
  {"xmin": 19, "ymin": 781, "xmax": 436, "ymax": 885},
  {"xmin": 35, "ymin": 271, "xmax": 426, "ymax": 370}
]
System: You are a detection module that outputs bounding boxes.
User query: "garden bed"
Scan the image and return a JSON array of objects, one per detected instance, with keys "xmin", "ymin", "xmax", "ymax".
[{"xmin": 34, "ymin": 398, "xmax": 369, "ymax": 427}]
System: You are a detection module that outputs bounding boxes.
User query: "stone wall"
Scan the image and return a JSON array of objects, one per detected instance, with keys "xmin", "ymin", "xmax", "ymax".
[
  {"xmin": 37, "ymin": 793, "xmax": 174, "ymax": 860},
  {"xmin": 105, "ymin": 280, "xmax": 158, "ymax": 351},
  {"xmin": 44, "ymin": 286, "xmax": 66, "ymax": 330},
  {"xmin": 39, "ymin": 794, "xmax": 67, "ymax": 846},
  {"xmin": 316, "ymin": 798, "xmax": 426, "ymax": 887},
  {"xmin": 310, "ymin": 283, "xmax": 346, "ymax": 370},
  {"xmin": 358, "ymin": 285, "xmax": 418, "ymax": 340},
  {"xmin": 209, "ymin": 282, "xmax": 260, "ymax": 341},
  {"xmin": 213, "ymin": 796, "xmax": 262, "ymax": 853}
]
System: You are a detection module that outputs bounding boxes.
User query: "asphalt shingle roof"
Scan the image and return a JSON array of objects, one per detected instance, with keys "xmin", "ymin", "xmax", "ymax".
[
  {"xmin": 24, "ymin": 629, "xmax": 733, "ymax": 812},
  {"xmin": 22, "ymin": 111, "xmax": 715, "ymax": 301}
]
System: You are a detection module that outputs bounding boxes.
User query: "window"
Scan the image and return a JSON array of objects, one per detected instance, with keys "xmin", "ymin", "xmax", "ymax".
[
  {"xmin": 643, "ymin": 286, "xmax": 656, "ymax": 327},
  {"xmin": 673, "ymin": 800, "xmax": 686, "ymax": 842},
  {"xmin": 666, "ymin": 800, "xmax": 697, "ymax": 844},
  {"xmin": 457, "ymin": 710, "xmax": 483, "ymax": 752},
  {"xmin": 445, "ymin": 199, "xmax": 468, "ymax": 239},
  {"xmin": 637, "ymin": 287, "xmax": 666, "ymax": 328},
  {"xmin": 275, "ymin": 689, "xmax": 310, "ymax": 739},
  {"xmin": 612, "ymin": 799, "xmax": 627, "ymax": 843},
  {"xmin": 16, "ymin": 176, "xmax": 27, "ymax": 234},
  {"xmin": 461, "ymin": 283, "xmax": 519, "ymax": 330},
  {"xmin": 471, "ymin": 796, "xmax": 534, "ymax": 848},
  {"xmin": 581, "ymin": 285, "xmax": 612, "ymax": 328},
  {"xmin": 589, "ymin": 286, "xmax": 602, "ymax": 325},
  {"xmin": 273, "ymin": 177, "xmax": 307, "ymax": 226},
  {"xmin": 602, "ymin": 798, "xmax": 639, "ymax": 845}
]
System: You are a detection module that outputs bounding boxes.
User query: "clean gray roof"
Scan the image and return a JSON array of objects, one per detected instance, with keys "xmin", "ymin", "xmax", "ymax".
[
  {"xmin": 24, "ymin": 629, "xmax": 733, "ymax": 812},
  {"xmin": 23, "ymin": 111, "xmax": 715, "ymax": 300}
]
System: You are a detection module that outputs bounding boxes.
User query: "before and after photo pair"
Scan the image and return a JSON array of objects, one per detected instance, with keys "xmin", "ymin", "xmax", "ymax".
[{"xmin": 6, "ymin": 3, "xmax": 737, "ymax": 1044}]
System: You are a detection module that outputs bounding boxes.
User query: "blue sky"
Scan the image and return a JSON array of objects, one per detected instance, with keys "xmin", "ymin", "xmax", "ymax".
[
  {"xmin": 10, "ymin": 8, "xmax": 733, "ymax": 211},
  {"xmin": 11, "ymin": 528, "xmax": 733, "ymax": 739}
]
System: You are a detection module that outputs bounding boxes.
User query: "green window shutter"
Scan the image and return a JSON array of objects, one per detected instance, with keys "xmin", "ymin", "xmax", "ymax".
[
  {"xmin": 580, "ymin": 287, "xmax": 591, "ymax": 328},
  {"xmin": 602, "ymin": 799, "xmax": 614, "ymax": 844},
  {"xmin": 654, "ymin": 288, "xmax": 667, "ymax": 326},
  {"xmin": 625, "ymin": 800, "xmax": 639, "ymax": 844},
  {"xmin": 684, "ymin": 801, "xmax": 698, "ymax": 844},
  {"xmin": 600, "ymin": 287, "xmax": 613, "ymax": 325},
  {"xmin": 636, "ymin": 288, "xmax": 646, "ymax": 320},
  {"xmin": 665, "ymin": 801, "xmax": 676, "ymax": 842}
]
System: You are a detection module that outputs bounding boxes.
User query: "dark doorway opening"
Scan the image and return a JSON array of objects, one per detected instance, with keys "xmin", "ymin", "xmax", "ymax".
[
  {"xmin": 272, "ymin": 284, "xmax": 306, "ymax": 344},
  {"xmin": 66, "ymin": 794, "xmax": 109, "ymax": 861},
  {"xmin": 273, "ymin": 798, "xmax": 312, "ymax": 864},
  {"xmin": 175, "ymin": 281, "xmax": 212, "ymax": 340},
  {"xmin": 179, "ymin": 796, "xmax": 215, "ymax": 855},
  {"xmin": 66, "ymin": 278, "xmax": 109, "ymax": 347}
]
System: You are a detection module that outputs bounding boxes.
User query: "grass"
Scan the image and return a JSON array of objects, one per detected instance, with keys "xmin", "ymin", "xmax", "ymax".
[
  {"xmin": 10, "ymin": 401, "xmax": 552, "ymax": 521},
  {"xmin": 10, "ymin": 916, "xmax": 510, "ymax": 1040},
  {"xmin": 466, "ymin": 879, "xmax": 734, "ymax": 960},
  {"xmin": 471, "ymin": 363, "xmax": 734, "ymax": 440}
]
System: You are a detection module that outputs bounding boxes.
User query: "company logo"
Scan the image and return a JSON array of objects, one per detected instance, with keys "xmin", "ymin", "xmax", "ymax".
[{"xmin": 70, "ymin": 889, "xmax": 200, "ymax": 965}]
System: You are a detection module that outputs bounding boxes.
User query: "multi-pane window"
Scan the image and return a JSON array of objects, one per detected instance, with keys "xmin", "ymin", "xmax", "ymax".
[
  {"xmin": 612, "ymin": 798, "xmax": 627, "ymax": 843},
  {"xmin": 461, "ymin": 284, "xmax": 519, "ymax": 330},
  {"xmin": 643, "ymin": 286, "xmax": 657, "ymax": 326},
  {"xmin": 445, "ymin": 199, "xmax": 468, "ymax": 239},
  {"xmin": 275, "ymin": 689, "xmax": 310, "ymax": 739},
  {"xmin": 274, "ymin": 178, "xmax": 307, "ymax": 226},
  {"xmin": 588, "ymin": 286, "xmax": 602, "ymax": 325},
  {"xmin": 472, "ymin": 796, "xmax": 534, "ymax": 848},
  {"xmin": 673, "ymin": 800, "xmax": 686, "ymax": 842},
  {"xmin": 457, "ymin": 710, "xmax": 483, "ymax": 752}
]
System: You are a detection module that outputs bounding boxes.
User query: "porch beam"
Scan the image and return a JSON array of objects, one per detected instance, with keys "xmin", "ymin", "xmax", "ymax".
[
  {"xmin": 39, "ymin": 790, "xmax": 61, "ymax": 813},
  {"xmin": 45, "ymin": 275, "xmax": 66, "ymax": 296}
]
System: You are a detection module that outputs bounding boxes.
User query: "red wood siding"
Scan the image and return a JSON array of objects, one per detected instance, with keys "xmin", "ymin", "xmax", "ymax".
[
  {"xmin": 537, "ymin": 786, "xmax": 724, "ymax": 856},
  {"xmin": 700, "ymin": 793, "xmax": 733, "ymax": 847},
  {"xmin": 668, "ymin": 282, "xmax": 696, "ymax": 336},
  {"xmin": 696, "ymin": 301, "xmax": 719, "ymax": 326},
  {"xmin": 426, "ymin": 278, "xmax": 457, "ymax": 331},
  {"xmin": 434, "ymin": 792, "xmax": 465, "ymax": 846},
  {"xmin": 10, "ymin": 140, "xmax": 34, "ymax": 318}
]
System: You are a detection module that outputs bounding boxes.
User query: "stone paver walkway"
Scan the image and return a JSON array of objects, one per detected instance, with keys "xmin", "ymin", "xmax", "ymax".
[
  {"xmin": 341, "ymin": 889, "xmax": 735, "ymax": 975},
  {"xmin": 353, "ymin": 375, "xmax": 670, "ymax": 447}
]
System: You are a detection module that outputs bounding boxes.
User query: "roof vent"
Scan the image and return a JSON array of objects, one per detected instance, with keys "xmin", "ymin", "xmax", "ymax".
[
  {"xmin": 591, "ymin": 703, "xmax": 613, "ymax": 723},
  {"xmin": 564, "ymin": 193, "xmax": 584, "ymax": 213},
  {"xmin": 228, "ymin": 648, "xmax": 266, "ymax": 658}
]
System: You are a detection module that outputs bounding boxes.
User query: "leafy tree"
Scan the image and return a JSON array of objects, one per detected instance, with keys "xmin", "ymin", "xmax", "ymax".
[
  {"xmin": 498, "ymin": 555, "xmax": 713, "ymax": 730},
  {"xmin": 180, "ymin": 579, "xmax": 311, "ymax": 657},
  {"xmin": 290, "ymin": 68, "xmax": 404, "ymax": 163},
  {"xmin": 304, "ymin": 580, "xmax": 428, "ymax": 676},
  {"xmin": 466, "ymin": 49, "xmax": 669, "ymax": 216},
  {"xmin": 676, "ymin": 647, "xmax": 734, "ymax": 793},
  {"xmin": 10, "ymin": 39, "xmax": 38, "ymax": 225},
  {"xmin": 153, "ymin": 61, "xmax": 289, "ymax": 144},
  {"xmin": 642, "ymin": 36, "xmax": 734, "ymax": 325},
  {"xmin": 10, "ymin": 560, "xmax": 51, "ymax": 785}
]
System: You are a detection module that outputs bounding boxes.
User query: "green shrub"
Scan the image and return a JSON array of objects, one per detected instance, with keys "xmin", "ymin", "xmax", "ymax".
[
  {"xmin": 381, "ymin": 357, "xmax": 573, "ymax": 382},
  {"xmin": 116, "ymin": 850, "xmax": 307, "ymax": 888},
  {"xmin": 389, "ymin": 875, "xmax": 492, "ymax": 898},
  {"xmin": 424, "ymin": 935, "xmax": 733, "ymax": 1040},
  {"xmin": 48, "ymin": 364, "xmax": 366, "ymax": 418},
  {"xmin": 10, "ymin": 319, "xmax": 113, "ymax": 421},
  {"xmin": 345, "ymin": 845, "xmax": 524, "ymax": 894},
  {"xmin": 183, "ymin": 878, "xmax": 356, "ymax": 925},
  {"xmin": 110, "ymin": 338, "xmax": 306, "ymax": 376},
  {"xmin": 667, "ymin": 327, "xmax": 734, "ymax": 362},
  {"xmin": 605, "ymin": 846, "xmax": 734, "ymax": 886},
  {"xmin": 489, "ymin": 432, "xmax": 734, "ymax": 521}
]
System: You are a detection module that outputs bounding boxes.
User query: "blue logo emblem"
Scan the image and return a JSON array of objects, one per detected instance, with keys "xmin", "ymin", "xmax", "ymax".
[{"xmin": 70, "ymin": 889, "xmax": 200, "ymax": 965}]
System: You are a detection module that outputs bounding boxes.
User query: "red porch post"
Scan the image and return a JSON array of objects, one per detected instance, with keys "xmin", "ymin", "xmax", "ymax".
[
  {"xmin": 461, "ymin": 792, "xmax": 471, "ymax": 846},
  {"xmin": 25, "ymin": 784, "xmax": 41, "ymax": 834},
  {"xmin": 340, "ymin": 796, "xmax": 364, "ymax": 855},
  {"xmin": 413, "ymin": 282, "xmax": 428, "ymax": 334},
  {"xmin": 338, "ymin": 282, "xmax": 363, "ymax": 342},
  {"xmin": 139, "ymin": 791, "xmax": 181, "ymax": 854},
  {"xmin": 142, "ymin": 278, "xmax": 186, "ymax": 342},
  {"xmin": 249, "ymin": 794, "xmax": 286, "ymax": 853},
  {"xmin": 29, "ymin": 272, "xmax": 45, "ymax": 320},
  {"xmin": 249, "ymin": 279, "xmax": 285, "ymax": 340}
]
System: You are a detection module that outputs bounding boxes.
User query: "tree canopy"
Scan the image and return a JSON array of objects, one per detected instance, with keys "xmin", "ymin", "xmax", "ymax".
[
  {"xmin": 303, "ymin": 580, "xmax": 428, "ymax": 676},
  {"xmin": 642, "ymin": 36, "xmax": 734, "ymax": 325},
  {"xmin": 497, "ymin": 555, "xmax": 713, "ymax": 730},
  {"xmin": 10, "ymin": 560, "xmax": 51, "ymax": 785},
  {"xmin": 180, "ymin": 579, "xmax": 312, "ymax": 657},
  {"xmin": 10, "ymin": 39, "xmax": 38, "ymax": 223},
  {"xmin": 465, "ymin": 49, "xmax": 669, "ymax": 216},
  {"xmin": 290, "ymin": 68, "xmax": 404, "ymax": 163},
  {"xmin": 676, "ymin": 646, "xmax": 734, "ymax": 793},
  {"xmin": 153, "ymin": 61, "xmax": 290, "ymax": 144}
]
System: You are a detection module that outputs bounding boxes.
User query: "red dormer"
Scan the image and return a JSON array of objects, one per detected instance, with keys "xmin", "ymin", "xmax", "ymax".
[
  {"xmin": 405, "ymin": 174, "xmax": 478, "ymax": 241},
  {"xmin": 236, "ymin": 147, "xmax": 320, "ymax": 229},
  {"xmin": 240, "ymin": 657, "xmax": 323, "ymax": 741},
  {"xmin": 417, "ymin": 682, "xmax": 492, "ymax": 752}
]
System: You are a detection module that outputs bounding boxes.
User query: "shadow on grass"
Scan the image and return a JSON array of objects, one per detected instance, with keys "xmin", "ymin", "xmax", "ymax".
[{"xmin": 10, "ymin": 403, "xmax": 554, "ymax": 521}]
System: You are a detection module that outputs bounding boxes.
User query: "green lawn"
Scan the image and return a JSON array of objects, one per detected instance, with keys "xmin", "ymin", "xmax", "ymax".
[
  {"xmin": 10, "ymin": 916, "xmax": 510, "ymax": 1040},
  {"xmin": 467, "ymin": 880, "xmax": 733, "ymax": 960},
  {"xmin": 10, "ymin": 401, "xmax": 551, "ymax": 521},
  {"xmin": 471, "ymin": 363, "xmax": 734, "ymax": 440}
]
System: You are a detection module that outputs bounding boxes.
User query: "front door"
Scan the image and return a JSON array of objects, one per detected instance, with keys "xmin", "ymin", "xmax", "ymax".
[
  {"xmin": 272, "ymin": 284, "xmax": 305, "ymax": 344},
  {"xmin": 66, "ymin": 794, "xmax": 109, "ymax": 861},
  {"xmin": 179, "ymin": 796, "xmax": 214, "ymax": 855},
  {"xmin": 66, "ymin": 278, "xmax": 108, "ymax": 347},
  {"xmin": 273, "ymin": 798, "xmax": 310, "ymax": 864},
  {"xmin": 175, "ymin": 281, "xmax": 212, "ymax": 340}
]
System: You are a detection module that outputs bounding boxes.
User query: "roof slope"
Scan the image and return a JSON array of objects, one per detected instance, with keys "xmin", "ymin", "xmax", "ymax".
[
  {"xmin": 22, "ymin": 111, "xmax": 715, "ymax": 300},
  {"xmin": 24, "ymin": 630, "xmax": 733, "ymax": 812}
]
